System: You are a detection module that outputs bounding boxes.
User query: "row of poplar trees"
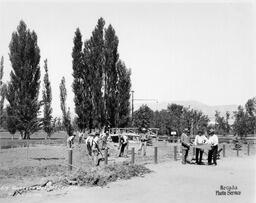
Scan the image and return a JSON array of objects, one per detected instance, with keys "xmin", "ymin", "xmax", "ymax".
[
  {"xmin": 2, "ymin": 18, "xmax": 131, "ymax": 139},
  {"xmin": 72, "ymin": 18, "xmax": 131, "ymax": 130}
]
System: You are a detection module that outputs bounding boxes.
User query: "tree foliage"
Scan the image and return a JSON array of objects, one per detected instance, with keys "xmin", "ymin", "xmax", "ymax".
[
  {"xmin": 60, "ymin": 77, "xmax": 73, "ymax": 136},
  {"xmin": 6, "ymin": 20, "xmax": 41, "ymax": 139},
  {"xmin": 133, "ymin": 105, "xmax": 154, "ymax": 130},
  {"xmin": 214, "ymin": 111, "xmax": 230, "ymax": 135},
  {"xmin": 104, "ymin": 24, "xmax": 120, "ymax": 128},
  {"xmin": 72, "ymin": 28, "xmax": 90, "ymax": 130},
  {"xmin": 85, "ymin": 18, "xmax": 105, "ymax": 129},
  {"xmin": 42, "ymin": 59, "xmax": 53, "ymax": 138},
  {"xmin": 117, "ymin": 60, "xmax": 131, "ymax": 127},
  {"xmin": 233, "ymin": 97, "xmax": 256, "ymax": 136},
  {"xmin": 150, "ymin": 104, "xmax": 209, "ymax": 135},
  {"xmin": 0, "ymin": 56, "xmax": 7, "ymax": 128},
  {"xmin": 72, "ymin": 18, "xmax": 131, "ymax": 130}
]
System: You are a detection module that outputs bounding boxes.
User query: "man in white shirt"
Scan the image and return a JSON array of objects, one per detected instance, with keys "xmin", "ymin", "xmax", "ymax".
[
  {"xmin": 138, "ymin": 128, "xmax": 148, "ymax": 156},
  {"xmin": 207, "ymin": 129, "xmax": 219, "ymax": 166},
  {"xmin": 194, "ymin": 130, "xmax": 208, "ymax": 164},
  {"xmin": 92, "ymin": 132, "xmax": 101, "ymax": 166},
  {"xmin": 78, "ymin": 129, "xmax": 84, "ymax": 144},
  {"xmin": 85, "ymin": 132, "xmax": 94, "ymax": 156},
  {"xmin": 119, "ymin": 131, "xmax": 128, "ymax": 157}
]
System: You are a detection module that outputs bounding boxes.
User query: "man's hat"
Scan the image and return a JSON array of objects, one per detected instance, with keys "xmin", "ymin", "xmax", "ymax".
[
  {"xmin": 209, "ymin": 129, "xmax": 215, "ymax": 134},
  {"xmin": 141, "ymin": 127, "xmax": 147, "ymax": 133},
  {"xmin": 183, "ymin": 128, "xmax": 189, "ymax": 133},
  {"xmin": 198, "ymin": 129, "xmax": 203, "ymax": 134}
]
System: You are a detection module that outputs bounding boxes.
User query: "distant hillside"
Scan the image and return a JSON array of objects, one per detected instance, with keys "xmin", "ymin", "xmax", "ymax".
[{"xmin": 134, "ymin": 100, "xmax": 238, "ymax": 123}]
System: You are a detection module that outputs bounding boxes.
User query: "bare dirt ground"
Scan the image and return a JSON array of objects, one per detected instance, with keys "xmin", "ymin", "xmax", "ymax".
[
  {"xmin": 2, "ymin": 155, "xmax": 255, "ymax": 203},
  {"xmin": 1, "ymin": 131, "xmax": 256, "ymax": 202}
]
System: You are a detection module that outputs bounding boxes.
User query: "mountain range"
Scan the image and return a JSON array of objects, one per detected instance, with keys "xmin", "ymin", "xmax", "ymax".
[{"xmin": 134, "ymin": 100, "xmax": 238, "ymax": 123}]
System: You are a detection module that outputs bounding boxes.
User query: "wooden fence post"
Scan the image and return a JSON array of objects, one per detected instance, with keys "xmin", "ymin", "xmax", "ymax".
[
  {"xmin": 131, "ymin": 147, "xmax": 135, "ymax": 164},
  {"xmin": 174, "ymin": 146, "xmax": 177, "ymax": 161},
  {"xmin": 154, "ymin": 147, "xmax": 158, "ymax": 164},
  {"xmin": 223, "ymin": 144, "xmax": 225, "ymax": 157},
  {"xmin": 236, "ymin": 148, "xmax": 239, "ymax": 157},
  {"xmin": 68, "ymin": 147, "xmax": 73, "ymax": 171},
  {"xmin": 247, "ymin": 143, "xmax": 250, "ymax": 156},
  {"xmin": 104, "ymin": 149, "xmax": 108, "ymax": 165}
]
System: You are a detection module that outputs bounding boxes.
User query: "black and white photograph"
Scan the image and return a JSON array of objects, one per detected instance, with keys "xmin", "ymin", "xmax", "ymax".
[{"xmin": 0, "ymin": 0, "xmax": 255, "ymax": 202}]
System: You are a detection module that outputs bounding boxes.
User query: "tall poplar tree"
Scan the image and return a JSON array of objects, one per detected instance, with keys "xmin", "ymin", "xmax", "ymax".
[
  {"xmin": 60, "ymin": 77, "xmax": 73, "ymax": 136},
  {"xmin": 6, "ymin": 20, "xmax": 41, "ymax": 139},
  {"xmin": 0, "ymin": 56, "xmax": 6, "ymax": 127},
  {"xmin": 104, "ymin": 24, "xmax": 119, "ymax": 127},
  {"xmin": 117, "ymin": 60, "xmax": 131, "ymax": 127},
  {"xmin": 72, "ymin": 28, "xmax": 90, "ymax": 130},
  {"xmin": 84, "ymin": 18, "xmax": 105, "ymax": 129},
  {"xmin": 42, "ymin": 59, "xmax": 53, "ymax": 138}
]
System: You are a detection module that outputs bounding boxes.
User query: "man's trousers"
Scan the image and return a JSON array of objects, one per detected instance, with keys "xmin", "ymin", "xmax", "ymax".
[
  {"xmin": 182, "ymin": 148, "xmax": 189, "ymax": 164},
  {"xmin": 208, "ymin": 145, "xmax": 218, "ymax": 165},
  {"xmin": 196, "ymin": 148, "xmax": 203, "ymax": 164}
]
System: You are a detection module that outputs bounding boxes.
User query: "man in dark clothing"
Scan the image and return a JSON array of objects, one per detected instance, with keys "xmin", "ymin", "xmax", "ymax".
[
  {"xmin": 180, "ymin": 128, "xmax": 191, "ymax": 164},
  {"xmin": 119, "ymin": 133, "xmax": 128, "ymax": 157},
  {"xmin": 138, "ymin": 128, "xmax": 148, "ymax": 156},
  {"xmin": 207, "ymin": 129, "xmax": 219, "ymax": 166}
]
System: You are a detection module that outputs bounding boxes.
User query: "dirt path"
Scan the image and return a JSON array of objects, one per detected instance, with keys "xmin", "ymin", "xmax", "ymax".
[{"xmin": 3, "ymin": 156, "xmax": 256, "ymax": 203}]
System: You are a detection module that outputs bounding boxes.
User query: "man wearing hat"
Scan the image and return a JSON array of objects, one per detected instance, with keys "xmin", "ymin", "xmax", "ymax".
[
  {"xmin": 180, "ymin": 128, "xmax": 191, "ymax": 164},
  {"xmin": 207, "ymin": 129, "xmax": 219, "ymax": 166},
  {"xmin": 138, "ymin": 127, "xmax": 148, "ymax": 156},
  {"xmin": 194, "ymin": 130, "xmax": 208, "ymax": 164},
  {"xmin": 92, "ymin": 131, "xmax": 101, "ymax": 166},
  {"xmin": 118, "ymin": 131, "xmax": 128, "ymax": 157},
  {"xmin": 85, "ymin": 132, "xmax": 94, "ymax": 156}
]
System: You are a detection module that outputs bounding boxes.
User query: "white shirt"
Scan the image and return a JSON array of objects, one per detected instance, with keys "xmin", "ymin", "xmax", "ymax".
[
  {"xmin": 92, "ymin": 136, "xmax": 100, "ymax": 149},
  {"xmin": 194, "ymin": 135, "xmax": 208, "ymax": 145},
  {"xmin": 85, "ymin": 136, "xmax": 93, "ymax": 146},
  {"xmin": 207, "ymin": 134, "xmax": 218, "ymax": 146},
  {"xmin": 78, "ymin": 132, "xmax": 83, "ymax": 138},
  {"xmin": 122, "ymin": 134, "xmax": 128, "ymax": 144},
  {"xmin": 67, "ymin": 135, "xmax": 75, "ymax": 142}
]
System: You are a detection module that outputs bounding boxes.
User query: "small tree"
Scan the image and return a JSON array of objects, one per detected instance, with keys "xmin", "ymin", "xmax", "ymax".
[
  {"xmin": 133, "ymin": 105, "xmax": 154, "ymax": 130},
  {"xmin": 245, "ymin": 97, "xmax": 256, "ymax": 134},
  {"xmin": 233, "ymin": 106, "xmax": 248, "ymax": 137},
  {"xmin": 166, "ymin": 104, "xmax": 184, "ymax": 135},
  {"xmin": 59, "ymin": 77, "xmax": 73, "ymax": 137},
  {"xmin": 42, "ymin": 59, "xmax": 53, "ymax": 138}
]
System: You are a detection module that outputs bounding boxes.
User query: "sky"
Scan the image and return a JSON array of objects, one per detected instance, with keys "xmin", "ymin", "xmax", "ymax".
[{"xmin": 0, "ymin": 0, "xmax": 255, "ymax": 117}]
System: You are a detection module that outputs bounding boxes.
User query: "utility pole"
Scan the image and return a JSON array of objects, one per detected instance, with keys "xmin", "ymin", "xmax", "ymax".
[{"xmin": 131, "ymin": 90, "xmax": 134, "ymax": 126}]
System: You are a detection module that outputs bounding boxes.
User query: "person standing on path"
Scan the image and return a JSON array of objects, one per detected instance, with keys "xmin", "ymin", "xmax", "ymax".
[
  {"xmin": 194, "ymin": 130, "xmax": 208, "ymax": 164},
  {"xmin": 138, "ymin": 128, "xmax": 149, "ymax": 156},
  {"xmin": 118, "ymin": 132, "xmax": 128, "ymax": 157},
  {"xmin": 207, "ymin": 129, "xmax": 219, "ymax": 166},
  {"xmin": 180, "ymin": 128, "xmax": 191, "ymax": 164}
]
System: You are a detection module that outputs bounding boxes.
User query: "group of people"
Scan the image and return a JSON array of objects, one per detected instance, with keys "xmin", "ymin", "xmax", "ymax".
[
  {"xmin": 181, "ymin": 128, "xmax": 219, "ymax": 166},
  {"xmin": 67, "ymin": 128, "xmax": 133, "ymax": 165},
  {"xmin": 68, "ymin": 126, "xmax": 219, "ymax": 167}
]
